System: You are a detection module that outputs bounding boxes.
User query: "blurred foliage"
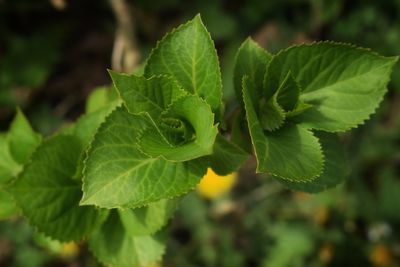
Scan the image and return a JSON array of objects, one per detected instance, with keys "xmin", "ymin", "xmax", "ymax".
[{"xmin": 1, "ymin": 0, "xmax": 400, "ymax": 266}]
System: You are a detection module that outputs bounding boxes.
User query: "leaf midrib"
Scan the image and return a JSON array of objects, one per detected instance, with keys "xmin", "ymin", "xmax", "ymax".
[
  {"xmin": 125, "ymin": 89, "xmax": 164, "ymax": 113},
  {"xmin": 83, "ymin": 157, "xmax": 157, "ymax": 204},
  {"xmin": 301, "ymin": 60, "xmax": 392, "ymax": 97}
]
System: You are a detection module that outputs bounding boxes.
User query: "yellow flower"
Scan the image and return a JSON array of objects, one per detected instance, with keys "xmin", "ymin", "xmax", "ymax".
[
  {"xmin": 196, "ymin": 168, "xmax": 237, "ymax": 199},
  {"xmin": 370, "ymin": 244, "xmax": 392, "ymax": 267},
  {"xmin": 60, "ymin": 242, "xmax": 79, "ymax": 258}
]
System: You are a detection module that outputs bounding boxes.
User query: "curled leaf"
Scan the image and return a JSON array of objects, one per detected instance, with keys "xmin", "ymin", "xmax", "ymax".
[{"xmin": 138, "ymin": 95, "xmax": 218, "ymax": 162}]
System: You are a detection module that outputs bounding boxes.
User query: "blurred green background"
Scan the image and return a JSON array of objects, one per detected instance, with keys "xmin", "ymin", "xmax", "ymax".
[{"xmin": 1, "ymin": 0, "xmax": 400, "ymax": 266}]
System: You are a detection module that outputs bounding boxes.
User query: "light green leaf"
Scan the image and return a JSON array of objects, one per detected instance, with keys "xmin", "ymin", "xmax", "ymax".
[
  {"xmin": 144, "ymin": 15, "xmax": 222, "ymax": 111},
  {"xmin": 85, "ymin": 86, "xmax": 119, "ymax": 113},
  {"xmin": 72, "ymin": 103, "xmax": 120, "ymax": 180},
  {"xmin": 109, "ymin": 72, "xmax": 187, "ymax": 119},
  {"xmin": 264, "ymin": 42, "xmax": 398, "ymax": 131},
  {"xmin": 7, "ymin": 108, "xmax": 42, "ymax": 164},
  {"xmin": 119, "ymin": 198, "xmax": 178, "ymax": 236},
  {"xmin": 138, "ymin": 95, "xmax": 218, "ymax": 161},
  {"xmin": 73, "ymin": 103, "xmax": 120, "ymax": 145},
  {"xmin": 243, "ymin": 76, "xmax": 323, "ymax": 181},
  {"xmin": 233, "ymin": 38, "xmax": 272, "ymax": 105},
  {"xmin": 208, "ymin": 134, "xmax": 249, "ymax": 175},
  {"xmin": 0, "ymin": 190, "xmax": 18, "ymax": 219},
  {"xmin": 11, "ymin": 135, "xmax": 107, "ymax": 241},
  {"xmin": 81, "ymin": 107, "xmax": 208, "ymax": 208},
  {"xmin": 286, "ymin": 101, "xmax": 313, "ymax": 118},
  {"xmin": 278, "ymin": 132, "xmax": 347, "ymax": 192},
  {"xmin": 0, "ymin": 134, "xmax": 20, "ymax": 184},
  {"xmin": 89, "ymin": 211, "xmax": 165, "ymax": 267}
]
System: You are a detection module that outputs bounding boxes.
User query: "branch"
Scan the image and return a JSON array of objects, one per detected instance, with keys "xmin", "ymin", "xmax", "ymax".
[{"xmin": 109, "ymin": 0, "xmax": 140, "ymax": 73}]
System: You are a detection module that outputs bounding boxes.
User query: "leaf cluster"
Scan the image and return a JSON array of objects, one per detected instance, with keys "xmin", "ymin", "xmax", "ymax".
[{"xmin": 1, "ymin": 14, "xmax": 397, "ymax": 267}]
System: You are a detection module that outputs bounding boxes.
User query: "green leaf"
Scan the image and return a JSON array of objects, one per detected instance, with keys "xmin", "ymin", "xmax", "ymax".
[
  {"xmin": 286, "ymin": 101, "xmax": 313, "ymax": 118},
  {"xmin": 89, "ymin": 211, "xmax": 165, "ymax": 267},
  {"xmin": 138, "ymin": 95, "xmax": 218, "ymax": 161},
  {"xmin": 208, "ymin": 134, "xmax": 249, "ymax": 175},
  {"xmin": 264, "ymin": 42, "xmax": 398, "ymax": 131},
  {"xmin": 258, "ymin": 96, "xmax": 286, "ymax": 132},
  {"xmin": 10, "ymin": 135, "xmax": 107, "ymax": 241},
  {"xmin": 81, "ymin": 107, "xmax": 208, "ymax": 208},
  {"xmin": 242, "ymin": 77, "xmax": 269, "ymax": 169},
  {"xmin": 119, "ymin": 198, "xmax": 178, "ymax": 236},
  {"xmin": 144, "ymin": 15, "xmax": 222, "ymax": 111},
  {"xmin": 7, "ymin": 108, "xmax": 42, "ymax": 164},
  {"xmin": 278, "ymin": 132, "xmax": 347, "ymax": 192},
  {"xmin": 0, "ymin": 190, "xmax": 18, "ymax": 219},
  {"xmin": 109, "ymin": 72, "xmax": 187, "ymax": 118},
  {"xmin": 275, "ymin": 71, "xmax": 300, "ymax": 111},
  {"xmin": 233, "ymin": 38, "xmax": 272, "ymax": 105},
  {"xmin": 85, "ymin": 86, "xmax": 119, "ymax": 113},
  {"xmin": 72, "ymin": 103, "xmax": 120, "ymax": 180},
  {"xmin": 73, "ymin": 103, "xmax": 120, "ymax": 145},
  {"xmin": 230, "ymin": 110, "xmax": 252, "ymax": 153},
  {"xmin": 0, "ymin": 134, "xmax": 20, "ymax": 184},
  {"xmin": 263, "ymin": 125, "xmax": 324, "ymax": 181},
  {"xmin": 243, "ymin": 76, "xmax": 323, "ymax": 181}
]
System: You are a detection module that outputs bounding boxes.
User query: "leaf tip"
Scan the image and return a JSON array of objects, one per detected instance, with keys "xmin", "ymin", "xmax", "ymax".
[
  {"xmin": 193, "ymin": 13, "xmax": 203, "ymax": 22},
  {"xmin": 243, "ymin": 36, "xmax": 258, "ymax": 47},
  {"xmin": 79, "ymin": 195, "xmax": 91, "ymax": 206},
  {"xmin": 15, "ymin": 106, "xmax": 23, "ymax": 116},
  {"xmin": 389, "ymin": 55, "xmax": 399, "ymax": 65},
  {"xmin": 107, "ymin": 68, "xmax": 119, "ymax": 80}
]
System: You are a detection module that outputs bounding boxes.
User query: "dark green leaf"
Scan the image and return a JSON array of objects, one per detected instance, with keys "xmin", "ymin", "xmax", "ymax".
[
  {"xmin": 258, "ymin": 96, "xmax": 286, "ymax": 132},
  {"xmin": 208, "ymin": 134, "xmax": 249, "ymax": 175},
  {"xmin": 11, "ymin": 135, "xmax": 107, "ymax": 241},
  {"xmin": 243, "ymin": 76, "xmax": 323, "ymax": 181},
  {"xmin": 264, "ymin": 42, "xmax": 398, "ymax": 131},
  {"xmin": 277, "ymin": 132, "xmax": 347, "ymax": 192},
  {"xmin": 233, "ymin": 38, "xmax": 272, "ymax": 105},
  {"xmin": 275, "ymin": 71, "xmax": 300, "ymax": 111}
]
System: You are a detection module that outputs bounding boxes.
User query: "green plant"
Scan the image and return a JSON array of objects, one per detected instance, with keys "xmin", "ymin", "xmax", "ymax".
[{"xmin": 1, "ymin": 14, "xmax": 397, "ymax": 267}]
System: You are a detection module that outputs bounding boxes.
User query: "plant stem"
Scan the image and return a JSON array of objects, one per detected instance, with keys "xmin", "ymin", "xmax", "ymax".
[{"xmin": 109, "ymin": 0, "xmax": 140, "ymax": 73}]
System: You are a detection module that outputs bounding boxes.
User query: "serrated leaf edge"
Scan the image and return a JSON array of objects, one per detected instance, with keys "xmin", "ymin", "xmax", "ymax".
[
  {"xmin": 88, "ymin": 231, "xmax": 166, "ymax": 267},
  {"xmin": 9, "ymin": 134, "xmax": 106, "ymax": 242},
  {"xmin": 136, "ymin": 95, "xmax": 218, "ymax": 163},
  {"xmin": 143, "ymin": 14, "xmax": 223, "ymax": 111},
  {"xmin": 265, "ymin": 41, "xmax": 398, "ymax": 132},
  {"xmin": 80, "ymin": 106, "xmax": 209, "ymax": 209},
  {"xmin": 268, "ymin": 127, "xmax": 326, "ymax": 183}
]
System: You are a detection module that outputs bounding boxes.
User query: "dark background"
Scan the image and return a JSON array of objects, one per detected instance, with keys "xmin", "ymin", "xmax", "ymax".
[{"xmin": 1, "ymin": 0, "xmax": 400, "ymax": 266}]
